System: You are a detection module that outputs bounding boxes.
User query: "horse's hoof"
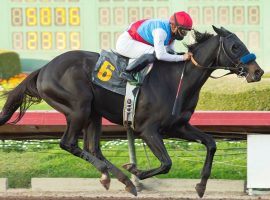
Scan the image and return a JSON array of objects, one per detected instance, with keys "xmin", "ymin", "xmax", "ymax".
[
  {"xmin": 125, "ymin": 184, "xmax": 137, "ymax": 196},
  {"xmin": 100, "ymin": 179, "xmax": 110, "ymax": 190},
  {"xmin": 122, "ymin": 163, "xmax": 136, "ymax": 172},
  {"xmin": 195, "ymin": 183, "xmax": 206, "ymax": 198},
  {"xmin": 100, "ymin": 173, "xmax": 110, "ymax": 190}
]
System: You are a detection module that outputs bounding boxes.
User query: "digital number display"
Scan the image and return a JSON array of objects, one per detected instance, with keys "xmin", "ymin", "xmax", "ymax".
[
  {"xmin": 41, "ymin": 32, "xmax": 52, "ymax": 50},
  {"xmin": 26, "ymin": 8, "xmax": 37, "ymax": 26},
  {"xmin": 11, "ymin": 8, "xmax": 22, "ymax": 26},
  {"xmin": 56, "ymin": 32, "xmax": 66, "ymax": 50},
  {"xmin": 12, "ymin": 7, "xmax": 80, "ymax": 26},
  {"xmin": 27, "ymin": 32, "xmax": 38, "ymax": 50},
  {"xmin": 12, "ymin": 32, "xmax": 23, "ymax": 50},
  {"xmin": 55, "ymin": 8, "xmax": 66, "ymax": 25},
  {"xmin": 70, "ymin": 32, "xmax": 81, "ymax": 49},
  {"xmin": 40, "ymin": 8, "xmax": 51, "ymax": 26},
  {"xmin": 10, "ymin": 4, "xmax": 81, "ymax": 51},
  {"xmin": 12, "ymin": 32, "xmax": 81, "ymax": 50},
  {"xmin": 69, "ymin": 7, "xmax": 80, "ymax": 26}
]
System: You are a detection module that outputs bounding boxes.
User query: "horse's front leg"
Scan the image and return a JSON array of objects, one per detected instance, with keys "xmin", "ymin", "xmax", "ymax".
[
  {"xmin": 123, "ymin": 125, "xmax": 172, "ymax": 180},
  {"xmin": 170, "ymin": 123, "xmax": 216, "ymax": 198}
]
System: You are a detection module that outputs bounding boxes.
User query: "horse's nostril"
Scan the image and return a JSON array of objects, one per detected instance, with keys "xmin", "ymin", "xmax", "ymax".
[
  {"xmin": 253, "ymin": 69, "xmax": 263, "ymax": 81},
  {"xmin": 255, "ymin": 69, "xmax": 263, "ymax": 77}
]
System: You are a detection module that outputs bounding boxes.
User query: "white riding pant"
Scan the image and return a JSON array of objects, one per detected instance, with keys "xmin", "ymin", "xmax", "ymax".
[{"xmin": 116, "ymin": 31, "xmax": 154, "ymax": 59}]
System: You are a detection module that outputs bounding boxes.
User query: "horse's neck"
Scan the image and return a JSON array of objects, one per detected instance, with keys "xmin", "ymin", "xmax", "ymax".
[
  {"xmin": 167, "ymin": 36, "xmax": 220, "ymax": 109},
  {"xmin": 185, "ymin": 36, "xmax": 220, "ymax": 88},
  {"xmin": 153, "ymin": 35, "xmax": 220, "ymax": 95},
  {"xmin": 194, "ymin": 35, "xmax": 219, "ymax": 66}
]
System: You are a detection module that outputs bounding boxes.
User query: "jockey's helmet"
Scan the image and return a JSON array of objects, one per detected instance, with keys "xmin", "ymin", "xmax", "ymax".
[{"xmin": 169, "ymin": 11, "xmax": 193, "ymax": 30}]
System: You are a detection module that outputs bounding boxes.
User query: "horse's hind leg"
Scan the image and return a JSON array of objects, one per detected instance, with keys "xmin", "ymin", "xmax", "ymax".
[
  {"xmin": 39, "ymin": 90, "xmax": 109, "ymax": 182},
  {"xmin": 83, "ymin": 113, "xmax": 110, "ymax": 190},
  {"xmin": 83, "ymin": 112, "xmax": 137, "ymax": 196},
  {"xmin": 60, "ymin": 110, "xmax": 109, "ymax": 176}
]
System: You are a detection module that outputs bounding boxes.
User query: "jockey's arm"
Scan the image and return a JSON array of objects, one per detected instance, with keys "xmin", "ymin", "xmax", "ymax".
[
  {"xmin": 152, "ymin": 29, "xmax": 185, "ymax": 62},
  {"xmin": 166, "ymin": 40, "xmax": 176, "ymax": 52}
]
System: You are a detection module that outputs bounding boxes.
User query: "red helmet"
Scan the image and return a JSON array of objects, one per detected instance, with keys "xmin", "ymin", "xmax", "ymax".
[{"xmin": 169, "ymin": 11, "xmax": 193, "ymax": 30}]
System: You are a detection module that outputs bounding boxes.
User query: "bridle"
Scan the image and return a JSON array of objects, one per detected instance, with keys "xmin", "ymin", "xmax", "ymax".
[
  {"xmin": 172, "ymin": 34, "xmax": 256, "ymax": 115},
  {"xmin": 190, "ymin": 34, "xmax": 255, "ymax": 78}
]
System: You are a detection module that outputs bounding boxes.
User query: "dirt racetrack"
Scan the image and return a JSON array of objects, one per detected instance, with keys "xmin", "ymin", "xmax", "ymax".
[
  {"xmin": 0, "ymin": 178, "xmax": 270, "ymax": 200},
  {"xmin": 0, "ymin": 179, "xmax": 270, "ymax": 200},
  {"xmin": 0, "ymin": 190, "xmax": 270, "ymax": 200}
]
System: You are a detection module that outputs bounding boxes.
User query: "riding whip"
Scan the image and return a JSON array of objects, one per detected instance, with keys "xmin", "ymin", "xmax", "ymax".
[{"xmin": 172, "ymin": 62, "xmax": 186, "ymax": 116}]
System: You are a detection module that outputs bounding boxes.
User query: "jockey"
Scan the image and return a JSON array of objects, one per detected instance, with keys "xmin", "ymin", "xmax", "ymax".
[{"xmin": 116, "ymin": 11, "xmax": 193, "ymax": 82}]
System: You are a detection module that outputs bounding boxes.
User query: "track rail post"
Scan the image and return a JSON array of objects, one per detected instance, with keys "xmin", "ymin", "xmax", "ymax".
[{"xmin": 127, "ymin": 128, "xmax": 142, "ymax": 191}]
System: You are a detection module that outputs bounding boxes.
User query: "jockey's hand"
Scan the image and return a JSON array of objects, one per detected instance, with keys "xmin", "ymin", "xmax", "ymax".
[{"xmin": 183, "ymin": 52, "xmax": 193, "ymax": 60}]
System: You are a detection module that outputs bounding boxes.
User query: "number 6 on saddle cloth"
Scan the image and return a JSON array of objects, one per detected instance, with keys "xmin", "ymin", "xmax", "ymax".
[{"xmin": 92, "ymin": 50, "xmax": 154, "ymax": 128}]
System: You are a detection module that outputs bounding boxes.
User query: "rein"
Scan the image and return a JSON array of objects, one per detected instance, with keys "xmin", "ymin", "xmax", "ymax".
[
  {"xmin": 190, "ymin": 56, "xmax": 233, "ymax": 79},
  {"xmin": 190, "ymin": 35, "xmax": 255, "ymax": 78}
]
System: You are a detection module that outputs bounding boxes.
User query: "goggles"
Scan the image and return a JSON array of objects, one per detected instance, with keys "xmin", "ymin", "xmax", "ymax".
[{"xmin": 177, "ymin": 27, "xmax": 189, "ymax": 36}]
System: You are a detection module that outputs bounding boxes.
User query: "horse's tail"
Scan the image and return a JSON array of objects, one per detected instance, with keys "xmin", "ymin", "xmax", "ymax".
[{"xmin": 0, "ymin": 69, "xmax": 42, "ymax": 125}]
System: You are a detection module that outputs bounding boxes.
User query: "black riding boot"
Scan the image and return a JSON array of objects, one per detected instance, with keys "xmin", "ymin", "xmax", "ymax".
[
  {"xmin": 126, "ymin": 53, "xmax": 156, "ymax": 72},
  {"xmin": 120, "ymin": 53, "xmax": 156, "ymax": 82}
]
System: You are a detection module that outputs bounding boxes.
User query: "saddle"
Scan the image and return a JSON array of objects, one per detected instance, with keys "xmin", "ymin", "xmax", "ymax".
[
  {"xmin": 92, "ymin": 50, "xmax": 153, "ymax": 128},
  {"xmin": 92, "ymin": 50, "xmax": 152, "ymax": 95}
]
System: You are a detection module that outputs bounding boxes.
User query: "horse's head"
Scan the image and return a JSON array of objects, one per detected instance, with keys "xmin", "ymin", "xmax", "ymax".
[{"xmin": 212, "ymin": 26, "xmax": 264, "ymax": 82}]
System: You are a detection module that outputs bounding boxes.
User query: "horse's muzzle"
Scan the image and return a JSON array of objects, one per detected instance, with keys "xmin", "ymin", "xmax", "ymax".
[
  {"xmin": 247, "ymin": 69, "xmax": 264, "ymax": 83},
  {"xmin": 246, "ymin": 62, "xmax": 264, "ymax": 83},
  {"xmin": 254, "ymin": 69, "xmax": 264, "ymax": 81}
]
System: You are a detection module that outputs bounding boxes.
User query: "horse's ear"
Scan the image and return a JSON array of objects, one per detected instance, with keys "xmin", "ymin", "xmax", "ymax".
[
  {"xmin": 212, "ymin": 25, "xmax": 227, "ymax": 37},
  {"xmin": 220, "ymin": 26, "xmax": 233, "ymax": 35}
]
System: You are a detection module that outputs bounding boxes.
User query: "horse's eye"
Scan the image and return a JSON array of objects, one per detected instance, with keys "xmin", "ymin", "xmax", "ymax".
[{"xmin": 232, "ymin": 44, "xmax": 239, "ymax": 52}]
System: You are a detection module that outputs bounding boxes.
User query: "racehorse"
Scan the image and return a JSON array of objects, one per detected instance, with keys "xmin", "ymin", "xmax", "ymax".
[{"xmin": 0, "ymin": 26, "xmax": 263, "ymax": 198}]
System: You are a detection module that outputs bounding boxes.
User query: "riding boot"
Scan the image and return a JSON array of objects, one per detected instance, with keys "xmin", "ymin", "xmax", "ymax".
[
  {"xmin": 125, "ymin": 53, "xmax": 156, "ymax": 73},
  {"xmin": 120, "ymin": 53, "xmax": 156, "ymax": 83}
]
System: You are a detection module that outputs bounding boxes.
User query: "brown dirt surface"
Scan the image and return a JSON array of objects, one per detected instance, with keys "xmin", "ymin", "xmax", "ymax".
[
  {"xmin": 0, "ymin": 189, "xmax": 269, "ymax": 200},
  {"xmin": 1, "ymin": 179, "xmax": 269, "ymax": 200}
]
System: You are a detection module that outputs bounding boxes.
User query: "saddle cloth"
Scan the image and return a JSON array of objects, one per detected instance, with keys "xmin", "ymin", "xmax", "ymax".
[
  {"xmin": 92, "ymin": 50, "xmax": 153, "ymax": 128},
  {"xmin": 92, "ymin": 50, "xmax": 151, "ymax": 95},
  {"xmin": 92, "ymin": 50, "xmax": 129, "ymax": 95}
]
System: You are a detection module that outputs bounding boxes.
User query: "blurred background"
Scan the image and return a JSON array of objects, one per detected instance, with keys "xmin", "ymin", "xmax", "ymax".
[{"xmin": 0, "ymin": 0, "xmax": 269, "ymax": 72}]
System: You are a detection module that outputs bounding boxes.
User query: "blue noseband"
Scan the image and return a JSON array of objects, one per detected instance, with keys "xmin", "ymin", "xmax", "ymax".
[{"xmin": 240, "ymin": 53, "xmax": 256, "ymax": 64}]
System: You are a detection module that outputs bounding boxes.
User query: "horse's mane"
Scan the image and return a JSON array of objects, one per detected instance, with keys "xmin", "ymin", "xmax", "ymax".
[{"xmin": 185, "ymin": 30, "xmax": 214, "ymax": 52}]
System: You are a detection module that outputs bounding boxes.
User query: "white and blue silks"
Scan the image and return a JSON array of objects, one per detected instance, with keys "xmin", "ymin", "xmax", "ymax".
[{"xmin": 116, "ymin": 19, "xmax": 185, "ymax": 62}]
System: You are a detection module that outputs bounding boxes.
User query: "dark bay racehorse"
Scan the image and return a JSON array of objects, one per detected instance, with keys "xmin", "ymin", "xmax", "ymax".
[{"xmin": 0, "ymin": 26, "xmax": 263, "ymax": 198}]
